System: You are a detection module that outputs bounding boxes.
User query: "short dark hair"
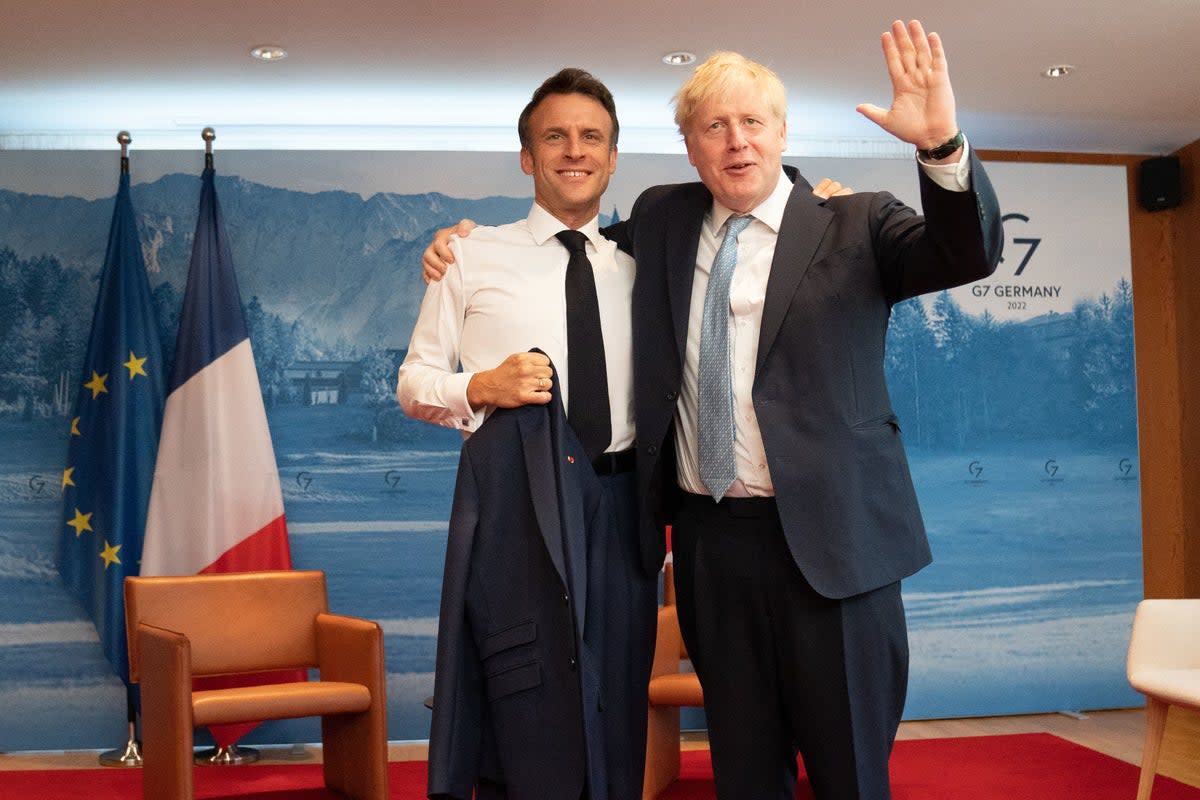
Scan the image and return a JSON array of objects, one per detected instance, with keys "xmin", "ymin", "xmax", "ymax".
[{"xmin": 517, "ymin": 68, "xmax": 619, "ymax": 150}]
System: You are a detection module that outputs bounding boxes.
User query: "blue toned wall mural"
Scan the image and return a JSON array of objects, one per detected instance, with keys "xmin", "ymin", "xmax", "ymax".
[{"xmin": 0, "ymin": 151, "xmax": 1140, "ymax": 750}]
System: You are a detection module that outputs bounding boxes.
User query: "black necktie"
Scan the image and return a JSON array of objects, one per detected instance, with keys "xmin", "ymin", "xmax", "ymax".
[{"xmin": 556, "ymin": 229, "xmax": 611, "ymax": 462}]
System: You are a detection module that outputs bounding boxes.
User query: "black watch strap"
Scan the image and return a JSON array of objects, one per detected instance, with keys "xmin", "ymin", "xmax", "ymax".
[{"xmin": 918, "ymin": 130, "xmax": 964, "ymax": 160}]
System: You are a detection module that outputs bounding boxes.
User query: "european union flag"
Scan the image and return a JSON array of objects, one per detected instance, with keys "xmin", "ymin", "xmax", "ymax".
[{"xmin": 57, "ymin": 171, "xmax": 165, "ymax": 684}]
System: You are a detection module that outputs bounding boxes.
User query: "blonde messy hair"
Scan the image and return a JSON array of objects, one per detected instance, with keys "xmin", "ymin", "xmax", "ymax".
[{"xmin": 672, "ymin": 52, "xmax": 787, "ymax": 136}]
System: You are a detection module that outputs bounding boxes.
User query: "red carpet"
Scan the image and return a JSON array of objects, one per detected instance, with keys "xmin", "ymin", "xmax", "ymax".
[{"xmin": 2, "ymin": 733, "xmax": 1198, "ymax": 799}]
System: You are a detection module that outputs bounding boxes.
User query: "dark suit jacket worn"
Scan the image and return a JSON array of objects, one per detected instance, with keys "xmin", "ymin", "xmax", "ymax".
[
  {"xmin": 427, "ymin": 363, "xmax": 609, "ymax": 800},
  {"xmin": 622, "ymin": 154, "xmax": 1003, "ymax": 599}
]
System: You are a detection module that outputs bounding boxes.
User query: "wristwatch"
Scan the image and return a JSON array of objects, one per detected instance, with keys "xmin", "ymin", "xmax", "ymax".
[{"xmin": 918, "ymin": 130, "xmax": 964, "ymax": 161}]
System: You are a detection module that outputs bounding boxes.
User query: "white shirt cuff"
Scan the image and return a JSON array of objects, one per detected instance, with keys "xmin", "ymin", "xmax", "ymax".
[{"xmin": 917, "ymin": 137, "xmax": 972, "ymax": 192}]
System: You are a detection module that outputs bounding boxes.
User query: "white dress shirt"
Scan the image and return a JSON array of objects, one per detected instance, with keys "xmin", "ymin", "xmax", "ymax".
[
  {"xmin": 397, "ymin": 202, "xmax": 635, "ymax": 453},
  {"xmin": 675, "ymin": 147, "xmax": 973, "ymax": 497}
]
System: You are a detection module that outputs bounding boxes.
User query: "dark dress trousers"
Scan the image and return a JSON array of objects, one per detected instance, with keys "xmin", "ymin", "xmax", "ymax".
[
  {"xmin": 619, "ymin": 154, "xmax": 1004, "ymax": 798},
  {"xmin": 427, "ymin": 363, "xmax": 610, "ymax": 800}
]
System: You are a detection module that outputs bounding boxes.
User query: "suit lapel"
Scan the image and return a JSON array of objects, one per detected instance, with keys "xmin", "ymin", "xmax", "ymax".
[
  {"xmin": 756, "ymin": 180, "xmax": 833, "ymax": 373},
  {"xmin": 548, "ymin": 384, "xmax": 590, "ymax": 634},
  {"xmin": 519, "ymin": 358, "xmax": 589, "ymax": 633},
  {"xmin": 668, "ymin": 185, "xmax": 710, "ymax": 364},
  {"xmin": 519, "ymin": 410, "xmax": 569, "ymax": 587}
]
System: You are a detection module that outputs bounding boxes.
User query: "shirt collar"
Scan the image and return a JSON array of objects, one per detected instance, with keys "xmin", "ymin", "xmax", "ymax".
[
  {"xmin": 708, "ymin": 167, "xmax": 792, "ymax": 236},
  {"xmin": 527, "ymin": 202, "xmax": 602, "ymax": 248}
]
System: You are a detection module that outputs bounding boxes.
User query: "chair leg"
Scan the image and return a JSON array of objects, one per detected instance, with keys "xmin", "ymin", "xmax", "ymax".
[
  {"xmin": 642, "ymin": 705, "xmax": 681, "ymax": 800},
  {"xmin": 322, "ymin": 710, "xmax": 390, "ymax": 800},
  {"xmin": 1137, "ymin": 697, "xmax": 1169, "ymax": 800}
]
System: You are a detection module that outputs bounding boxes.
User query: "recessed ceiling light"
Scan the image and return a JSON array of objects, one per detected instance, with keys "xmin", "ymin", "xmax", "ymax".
[
  {"xmin": 250, "ymin": 45, "xmax": 288, "ymax": 62},
  {"xmin": 662, "ymin": 51, "xmax": 696, "ymax": 66},
  {"xmin": 1042, "ymin": 64, "xmax": 1074, "ymax": 78}
]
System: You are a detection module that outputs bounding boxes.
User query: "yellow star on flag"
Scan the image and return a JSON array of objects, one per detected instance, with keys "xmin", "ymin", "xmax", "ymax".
[
  {"xmin": 62, "ymin": 466, "xmax": 75, "ymax": 490},
  {"xmin": 67, "ymin": 508, "xmax": 93, "ymax": 537},
  {"xmin": 84, "ymin": 371, "xmax": 108, "ymax": 399},
  {"xmin": 124, "ymin": 351, "xmax": 148, "ymax": 379},
  {"xmin": 70, "ymin": 416, "xmax": 81, "ymax": 436},
  {"xmin": 99, "ymin": 541, "xmax": 122, "ymax": 569}
]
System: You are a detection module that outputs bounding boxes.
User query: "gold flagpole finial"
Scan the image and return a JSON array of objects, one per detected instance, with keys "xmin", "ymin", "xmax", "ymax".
[
  {"xmin": 202, "ymin": 127, "xmax": 216, "ymax": 169},
  {"xmin": 117, "ymin": 131, "xmax": 131, "ymax": 174}
]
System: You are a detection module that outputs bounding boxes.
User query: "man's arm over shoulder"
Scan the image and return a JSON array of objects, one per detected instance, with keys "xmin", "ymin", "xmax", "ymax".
[{"xmin": 396, "ymin": 242, "xmax": 481, "ymax": 430}]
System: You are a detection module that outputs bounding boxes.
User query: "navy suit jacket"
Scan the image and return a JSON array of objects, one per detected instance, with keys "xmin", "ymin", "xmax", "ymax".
[
  {"xmin": 622, "ymin": 154, "xmax": 1003, "ymax": 599},
  {"xmin": 427, "ymin": 363, "xmax": 609, "ymax": 799}
]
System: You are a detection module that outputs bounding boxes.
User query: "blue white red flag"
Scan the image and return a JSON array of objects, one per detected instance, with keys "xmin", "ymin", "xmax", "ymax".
[{"xmin": 142, "ymin": 166, "xmax": 296, "ymax": 746}]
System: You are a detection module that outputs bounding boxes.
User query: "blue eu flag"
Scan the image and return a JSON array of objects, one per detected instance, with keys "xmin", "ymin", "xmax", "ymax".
[{"xmin": 57, "ymin": 171, "xmax": 165, "ymax": 684}]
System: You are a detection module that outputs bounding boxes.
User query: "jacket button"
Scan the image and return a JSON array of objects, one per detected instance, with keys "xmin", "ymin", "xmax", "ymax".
[
  {"xmin": 647, "ymin": 444, "xmax": 658, "ymax": 455},
  {"xmin": 665, "ymin": 391, "xmax": 677, "ymax": 401},
  {"xmin": 569, "ymin": 657, "xmax": 577, "ymax": 670},
  {"xmin": 562, "ymin": 592, "xmax": 570, "ymax": 604}
]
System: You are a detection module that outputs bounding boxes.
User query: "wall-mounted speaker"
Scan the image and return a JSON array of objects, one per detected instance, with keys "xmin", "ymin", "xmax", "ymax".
[{"xmin": 1138, "ymin": 156, "xmax": 1181, "ymax": 212}]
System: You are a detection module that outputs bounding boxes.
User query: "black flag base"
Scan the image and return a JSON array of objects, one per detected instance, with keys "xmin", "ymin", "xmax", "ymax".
[
  {"xmin": 195, "ymin": 744, "xmax": 260, "ymax": 765},
  {"xmin": 98, "ymin": 720, "xmax": 143, "ymax": 767}
]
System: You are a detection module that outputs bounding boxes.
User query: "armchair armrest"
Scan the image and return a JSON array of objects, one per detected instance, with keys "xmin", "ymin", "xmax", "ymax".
[
  {"xmin": 137, "ymin": 622, "xmax": 197, "ymax": 768},
  {"xmin": 315, "ymin": 612, "xmax": 386, "ymax": 690}
]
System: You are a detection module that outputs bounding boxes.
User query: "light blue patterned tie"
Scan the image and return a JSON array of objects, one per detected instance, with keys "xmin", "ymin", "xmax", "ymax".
[{"xmin": 698, "ymin": 215, "xmax": 752, "ymax": 501}]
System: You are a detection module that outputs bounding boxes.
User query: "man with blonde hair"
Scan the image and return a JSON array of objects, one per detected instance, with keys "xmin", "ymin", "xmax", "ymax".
[{"xmin": 623, "ymin": 20, "xmax": 1001, "ymax": 799}]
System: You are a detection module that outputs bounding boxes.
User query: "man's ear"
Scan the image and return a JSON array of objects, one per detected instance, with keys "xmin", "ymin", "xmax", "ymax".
[{"xmin": 520, "ymin": 148, "xmax": 534, "ymax": 176}]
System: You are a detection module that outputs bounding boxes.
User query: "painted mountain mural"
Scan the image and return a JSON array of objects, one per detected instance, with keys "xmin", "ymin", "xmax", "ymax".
[{"xmin": 0, "ymin": 174, "xmax": 534, "ymax": 348}]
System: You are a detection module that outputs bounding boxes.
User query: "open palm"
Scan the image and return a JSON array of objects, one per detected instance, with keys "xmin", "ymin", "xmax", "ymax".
[{"xmin": 857, "ymin": 19, "xmax": 958, "ymax": 150}]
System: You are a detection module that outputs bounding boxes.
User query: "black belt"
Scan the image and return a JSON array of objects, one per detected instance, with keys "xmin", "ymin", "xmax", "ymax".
[
  {"xmin": 680, "ymin": 491, "xmax": 777, "ymax": 518},
  {"xmin": 592, "ymin": 448, "xmax": 635, "ymax": 476}
]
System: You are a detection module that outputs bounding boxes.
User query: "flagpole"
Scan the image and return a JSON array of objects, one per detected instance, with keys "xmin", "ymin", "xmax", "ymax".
[
  {"xmin": 98, "ymin": 687, "xmax": 143, "ymax": 767},
  {"xmin": 188, "ymin": 125, "xmax": 261, "ymax": 769},
  {"xmin": 97, "ymin": 130, "xmax": 144, "ymax": 769}
]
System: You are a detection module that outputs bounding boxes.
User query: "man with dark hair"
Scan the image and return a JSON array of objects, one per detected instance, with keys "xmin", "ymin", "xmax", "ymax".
[
  {"xmin": 399, "ymin": 68, "xmax": 655, "ymax": 800},
  {"xmin": 517, "ymin": 67, "xmax": 619, "ymax": 152}
]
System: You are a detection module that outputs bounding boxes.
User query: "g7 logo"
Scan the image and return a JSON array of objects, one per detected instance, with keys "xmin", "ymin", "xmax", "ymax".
[{"xmin": 1001, "ymin": 213, "xmax": 1041, "ymax": 276}]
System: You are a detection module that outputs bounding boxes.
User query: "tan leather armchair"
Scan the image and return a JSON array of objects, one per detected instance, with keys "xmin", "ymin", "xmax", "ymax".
[
  {"xmin": 124, "ymin": 570, "xmax": 388, "ymax": 800},
  {"xmin": 642, "ymin": 562, "xmax": 705, "ymax": 800},
  {"xmin": 1127, "ymin": 598, "xmax": 1200, "ymax": 800}
]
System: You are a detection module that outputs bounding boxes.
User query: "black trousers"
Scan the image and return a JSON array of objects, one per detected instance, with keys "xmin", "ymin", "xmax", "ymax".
[
  {"xmin": 672, "ymin": 493, "xmax": 909, "ymax": 800},
  {"xmin": 597, "ymin": 471, "xmax": 659, "ymax": 800}
]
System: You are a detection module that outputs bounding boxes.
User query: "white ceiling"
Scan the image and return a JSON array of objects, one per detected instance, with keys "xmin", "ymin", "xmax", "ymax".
[{"xmin": 2, "ymin": 0, "xmax": 1197, "ymax": 156}]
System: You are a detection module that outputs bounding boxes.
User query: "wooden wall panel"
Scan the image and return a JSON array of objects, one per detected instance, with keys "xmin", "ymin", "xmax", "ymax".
[{"xmin": 1171, "ymin": 139, "xmax": 1200, "ymax": 597}]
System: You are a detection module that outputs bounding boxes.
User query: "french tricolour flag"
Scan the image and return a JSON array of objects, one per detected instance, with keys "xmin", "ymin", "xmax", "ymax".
[{"xmin": 142, "ymin": 165, "xmax": 296, "ymax": 745}]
